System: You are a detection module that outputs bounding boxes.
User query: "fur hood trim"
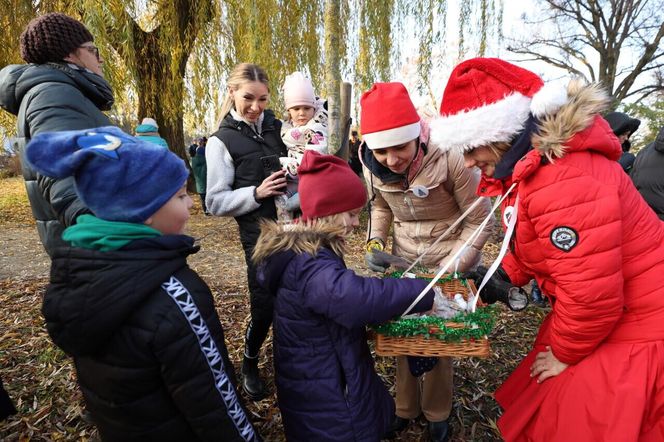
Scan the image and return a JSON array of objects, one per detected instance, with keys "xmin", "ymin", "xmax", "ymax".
[
  {"xmin": 533, "ymin": 79, "xmax": 611, "ymax": 160},
  {"xmin": 252, "ymin": 220, "xmax": 347, "ymax": 264}
]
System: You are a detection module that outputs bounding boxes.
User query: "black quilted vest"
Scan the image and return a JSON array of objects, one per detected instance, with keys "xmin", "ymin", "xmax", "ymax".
[{"xmin": 212, "ymin": 110, "xmax": 287, "ymax": 224}]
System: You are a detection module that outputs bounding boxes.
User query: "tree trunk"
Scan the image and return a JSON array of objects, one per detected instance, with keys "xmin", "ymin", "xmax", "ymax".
[
  {"xmin": 130, "ymin": 23, "xmax": 193, "ymax": 190},
  {"xmin": 324, "ymin": 0, "xmax": 341, "ymax": 155},
  {"xmin": 133, "ymin": 27, "xmax": 187, "ymax": 160},
  {"xmin": 338, "ymin": 81, "xmax": 352, "ymax": 160}
]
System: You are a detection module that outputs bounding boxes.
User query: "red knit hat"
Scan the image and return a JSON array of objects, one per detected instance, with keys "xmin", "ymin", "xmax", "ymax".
[
  {"xmin": 360, "ymin": 82, "xmax": 421, "ymax": 150},
  {"xmin": 298, "ymin": 151, "xmax": 367, "ymax": 221},
  {"xmin": 430, "ymin": 58, "xmax": 568, "ymax": 152}
]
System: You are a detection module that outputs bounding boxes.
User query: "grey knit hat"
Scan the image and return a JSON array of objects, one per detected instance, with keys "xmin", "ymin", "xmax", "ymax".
[{"xmin": 20, "ymin": 13, "xmax": 94, "ymax": 64}]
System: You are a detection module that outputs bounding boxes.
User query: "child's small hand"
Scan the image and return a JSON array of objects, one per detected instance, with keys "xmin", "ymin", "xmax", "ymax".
[
  {"xmin": 284, "ymin": 193, "xmax": 300, "ymax": 211},
  {"xmin": 530, "ymin": 346, "xmax": 569, "ymax": 383}
]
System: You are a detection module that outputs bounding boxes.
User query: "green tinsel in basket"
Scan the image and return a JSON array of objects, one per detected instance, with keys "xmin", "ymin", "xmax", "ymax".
[
  {"xmin": 385, "ymin": 271, "xmax": 468, "ymax": 288},
  {"xmin": 371, "ymin": 306, "xmax": 496, "ymax": 342}
]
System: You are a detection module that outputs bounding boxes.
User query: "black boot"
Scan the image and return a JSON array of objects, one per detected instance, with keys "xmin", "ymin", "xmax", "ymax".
[
  {"xmin": 428, "ymin": 419, "xmax": 450, "ymax": 442},
  {"xmin": 0, "ymin": 377, "xmax": 16, "ymax": 421},
  {"xmin": 383, "ymin": 416, "xmax": 410, "ymax": 439},
  {"xmin": 241, "ymin": 355, "xmax": 267, "ymax": 401},
  {"xmin": 200, "ymin": 193, "xmax": 210, "ymax": 215}
]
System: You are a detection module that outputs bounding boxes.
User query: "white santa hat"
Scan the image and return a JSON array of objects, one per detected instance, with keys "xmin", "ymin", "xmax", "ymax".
[
  {"xmin": 430, "ymin": 58, "xmax": 568, "ymax": 152},
  {"xmin": 283, "ymin": 71, "xmax": 316, "ymax": 110},
  {"xmin": 360, "ymin": 82, "xmax": 421, "ymax": 150}
]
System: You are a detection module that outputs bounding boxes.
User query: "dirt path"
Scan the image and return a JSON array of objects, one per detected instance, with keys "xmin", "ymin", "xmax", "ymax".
[{"xmin": 0, "ymin": 226, "xmax": 50, "ymax": 280}]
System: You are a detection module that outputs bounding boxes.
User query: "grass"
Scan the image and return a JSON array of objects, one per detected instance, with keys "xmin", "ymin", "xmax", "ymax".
[{"xmin": 0, "ymin": 177, "xmax": 34, "ymax": 226}]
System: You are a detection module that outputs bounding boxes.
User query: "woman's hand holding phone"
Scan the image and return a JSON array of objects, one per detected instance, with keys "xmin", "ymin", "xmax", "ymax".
[{"xmin": 255, "ymin": 170, "xmax": 287, "ymax": 200}]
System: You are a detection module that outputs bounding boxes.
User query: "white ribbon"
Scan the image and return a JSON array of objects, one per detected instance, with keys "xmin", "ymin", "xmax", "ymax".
[
  {"xmin": 468, "ymin": 194, "xmax": 519, "ymax": 312},
  {"xmin": 401, "ymin": 183, "xmax": 517, "ymax": 316},
  {"xmin": 401, "ymin": 196, "xmax": 487, "ymax": 275}
]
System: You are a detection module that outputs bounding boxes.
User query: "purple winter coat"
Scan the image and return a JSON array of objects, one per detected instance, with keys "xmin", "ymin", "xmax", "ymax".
[{"xmin": 256, "ymin": 223, "xmax": 434, "ymax": 442}]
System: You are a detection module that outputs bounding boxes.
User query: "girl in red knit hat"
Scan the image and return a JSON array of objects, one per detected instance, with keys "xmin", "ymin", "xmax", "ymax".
[{"xmin": 253, "ymin": 150, "xmax": 457, "ymax": 441}]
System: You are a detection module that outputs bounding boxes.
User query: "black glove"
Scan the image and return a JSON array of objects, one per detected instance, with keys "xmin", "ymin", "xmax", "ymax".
[{"xmin": 462, "ymin": 265, "xmax": 528, "ymax": 311}]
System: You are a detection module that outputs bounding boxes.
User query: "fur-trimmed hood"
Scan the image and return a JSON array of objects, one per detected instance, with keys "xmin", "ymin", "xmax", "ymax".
[
  {"xmin": 474, "ymin": 80, "xmax": 622, "ymax": 196},
  {"xmin": 253, "ymin": 220, "xmax": 347, "ymax": 293},
  {"xmin": 531, "ymin": 79, "xmax": 620, "ymax": 161},
  {"xmin": 253, "ymin": 220, "xmax": 347, "ymax": 263}
]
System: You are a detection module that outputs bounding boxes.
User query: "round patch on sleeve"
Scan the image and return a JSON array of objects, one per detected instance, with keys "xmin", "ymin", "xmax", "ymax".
[{"xmin": 550, "ymin": 226, "xmax": 578, "ymax": 252}]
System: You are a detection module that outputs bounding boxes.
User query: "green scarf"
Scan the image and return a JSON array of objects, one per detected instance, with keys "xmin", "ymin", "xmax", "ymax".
[{"xmin": 63, "ymin": 214, "xmax": 162, "ymax": 251}]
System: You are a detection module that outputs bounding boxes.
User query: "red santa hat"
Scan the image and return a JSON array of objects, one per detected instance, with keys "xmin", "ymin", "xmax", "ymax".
[
  {"xmin": 430, "ymin": 58, "xmax": 568, "ymax": 152},
  {"xmin": 298, "ymin": 150, "xmax": 367, "ymax": 221},
  {"xmin": 360, "ymin": 82, "xmax": 421, "ymax": 150}
]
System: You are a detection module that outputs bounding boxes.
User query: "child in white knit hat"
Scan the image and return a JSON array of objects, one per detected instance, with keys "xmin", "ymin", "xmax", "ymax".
[{"xmin": 277, "ymin": 71, "xmax": 329, "ymax": 220}]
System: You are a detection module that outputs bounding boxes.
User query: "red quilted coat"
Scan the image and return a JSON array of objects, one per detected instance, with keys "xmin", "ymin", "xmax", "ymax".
[{"xmin": 480, "ymin": 81, "xmax": 664, "ymax": 441}]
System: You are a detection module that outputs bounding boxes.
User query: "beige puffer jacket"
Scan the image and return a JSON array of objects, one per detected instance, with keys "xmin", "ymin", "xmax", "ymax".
[{"xmin": 363, "ymin": 145, "xmax": 493, "ymax": 271}]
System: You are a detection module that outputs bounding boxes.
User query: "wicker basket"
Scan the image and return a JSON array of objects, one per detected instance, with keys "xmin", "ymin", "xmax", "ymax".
[{"xmin": 373, "ymin": 276, "xmax": 491, "ymax": 358}]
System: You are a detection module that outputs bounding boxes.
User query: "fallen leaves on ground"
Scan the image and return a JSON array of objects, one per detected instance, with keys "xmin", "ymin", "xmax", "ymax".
[{"xmin": 0, "ymin": 177, "xmax": 34, "ymax": 226}]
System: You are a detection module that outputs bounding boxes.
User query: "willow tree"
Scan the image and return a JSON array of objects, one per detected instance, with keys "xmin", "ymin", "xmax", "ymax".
[
  {"xmin": 83, "ymin": 0, "xmax": 215, "ymax": 158},
  {"xmin": 215, "ymin": 0, "xmax": 326, "ymax": 121},
  {"xmin": 350, "ymin": 0, "xmax": 503, "ymax": 115},
  {"xmin": 209, "ymin": 0, "xmax": 501, "ymax": 128},
  {"xmin": 0, "ymin": 0, "xmax": 37, "ymax": 135},
  {"xmin": 0, "ymin": 0, "xmax": 216, "ymax": 157},
  {"xmin": 1, "ymin": 0, "xmax": 503, "ymax": 151}
]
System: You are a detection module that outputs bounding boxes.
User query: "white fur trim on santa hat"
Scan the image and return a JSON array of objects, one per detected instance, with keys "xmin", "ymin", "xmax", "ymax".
[
  {"xmin": 530, "ymin": 80, "xmax": 567, "ymax": 118},
  {"xmin": 363, "ymin": 121, "xmax": 421, "ymax": 150},
  {"xmin": 430, "ymin": 93, "xmax": 532, "ymax": 152}
]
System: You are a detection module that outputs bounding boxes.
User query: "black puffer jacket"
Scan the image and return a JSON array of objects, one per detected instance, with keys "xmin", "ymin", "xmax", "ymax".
[
  {"xmin": 604, "ymin": 112, "xmax": 641, "ymax": 173},
  {"xmin": 44, "ymin": 236, "xmax": 260, "ymax": 442},
  {"xmin": 0, "ymin": 63, "xmax": 113, "ymax": 256},
  {"xmin": 631, "ymin": 126, "xmax": 664, "ymax": 220}
]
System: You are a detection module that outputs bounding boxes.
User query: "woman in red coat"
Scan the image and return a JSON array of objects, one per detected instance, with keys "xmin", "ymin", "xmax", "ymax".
[{"xmin": 432, "ymin": 57, "xmax": 664, "ymax": 441}]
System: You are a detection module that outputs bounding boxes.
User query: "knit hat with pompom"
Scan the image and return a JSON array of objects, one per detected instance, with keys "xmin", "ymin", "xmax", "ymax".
[{"xmin": 25, "ymin": 126, "xmax": 188, "ymax": 223}]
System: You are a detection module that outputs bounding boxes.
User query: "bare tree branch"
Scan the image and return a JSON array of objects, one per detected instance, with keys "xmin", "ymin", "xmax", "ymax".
[{"xmin": 509, "ymin": 0, "xmax": 664, "ymax": 104}]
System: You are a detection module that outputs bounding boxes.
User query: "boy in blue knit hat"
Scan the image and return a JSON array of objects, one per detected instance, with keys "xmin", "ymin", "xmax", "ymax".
[{"xmin": 26, "ymin": 127, "xmax": 260, "ymax": 442}]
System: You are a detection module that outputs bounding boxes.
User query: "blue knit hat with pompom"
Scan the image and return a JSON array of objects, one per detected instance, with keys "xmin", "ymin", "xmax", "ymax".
[{"xmin": 26, "ymin": 126, "xmax": 188, "ymax": 223}]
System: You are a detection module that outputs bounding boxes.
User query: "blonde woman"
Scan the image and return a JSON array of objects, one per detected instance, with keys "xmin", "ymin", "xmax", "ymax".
[{"xmin": 206, "ymin": 63, "xmax": 288, "ymax": 401}]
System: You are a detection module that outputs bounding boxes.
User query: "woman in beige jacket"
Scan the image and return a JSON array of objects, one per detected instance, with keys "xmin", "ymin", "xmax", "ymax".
[{"xmin": 359, "ymin": 82, "xmax": 493, "ymax": 442}]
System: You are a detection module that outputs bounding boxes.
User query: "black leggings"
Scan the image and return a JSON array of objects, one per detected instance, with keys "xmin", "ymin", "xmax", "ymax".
[{"xmin": 238, "ymin": 221, "xmax": 274, "ymax": 358}]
